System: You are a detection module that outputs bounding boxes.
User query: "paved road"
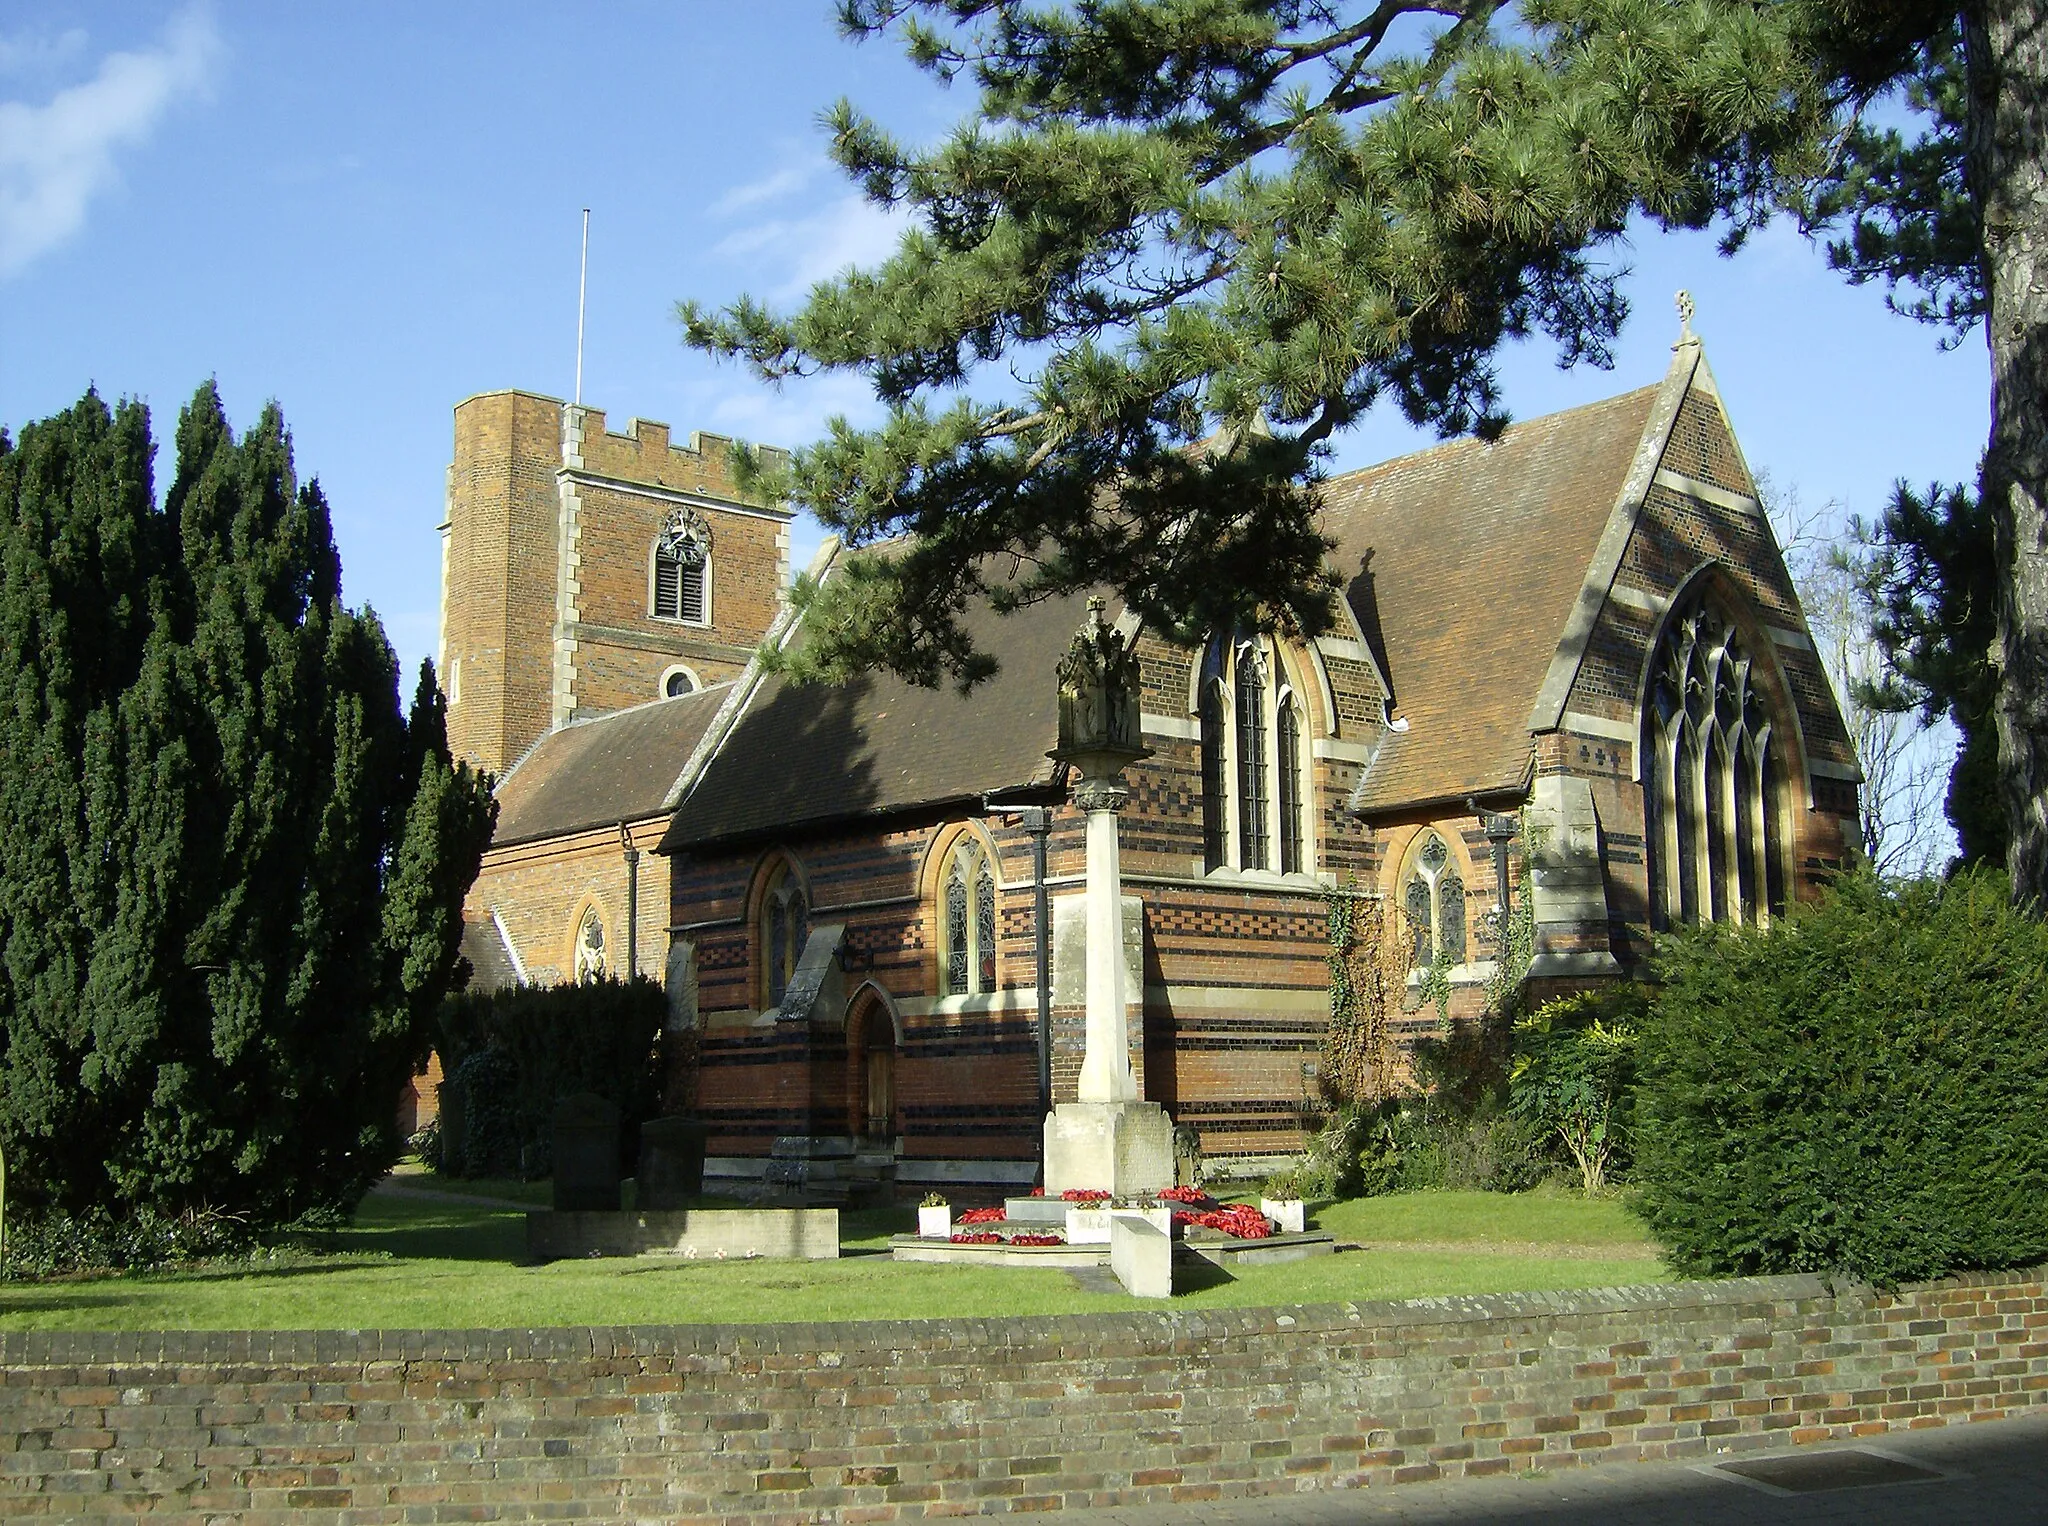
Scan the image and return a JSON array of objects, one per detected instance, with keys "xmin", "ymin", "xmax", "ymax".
[{"xmin": 1059, "ymin": 1411, "xmax": 2048, "ymax": 1525}]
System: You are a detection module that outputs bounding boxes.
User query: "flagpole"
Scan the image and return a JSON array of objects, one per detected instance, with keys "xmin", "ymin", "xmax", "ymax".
[{"xmin": 575, "ymin": 208, "xmax": 590, "ymax": 406}]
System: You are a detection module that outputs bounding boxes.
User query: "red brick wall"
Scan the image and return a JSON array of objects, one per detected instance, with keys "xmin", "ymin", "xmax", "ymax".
[{"xmin": 5, "ymin": 1266, "xmax": 2043, "ymax": 1519}]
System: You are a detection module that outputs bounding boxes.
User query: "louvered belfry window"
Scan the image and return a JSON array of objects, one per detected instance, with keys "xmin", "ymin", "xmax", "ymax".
[
  {"xmin": 653, "ymin": 508, "xmax": 710, "ymax": 623},
  {"xmin": 1644, "ymin": 589, "xmax": 1787, "ymax": 930}
]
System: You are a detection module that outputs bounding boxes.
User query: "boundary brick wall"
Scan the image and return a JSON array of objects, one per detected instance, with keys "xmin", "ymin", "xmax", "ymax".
[{"xmin": 5, "ymin": 1266, "xmax": 2044, "ymax": 1521}]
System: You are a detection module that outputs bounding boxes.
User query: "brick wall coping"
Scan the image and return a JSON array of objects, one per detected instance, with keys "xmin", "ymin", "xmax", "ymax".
[{"xmin": 6, "ymin": 1262, "xmax": 2041, "ymax": 1368}]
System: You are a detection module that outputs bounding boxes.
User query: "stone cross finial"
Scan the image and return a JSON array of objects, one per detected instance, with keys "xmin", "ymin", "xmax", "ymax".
[{"xmin": 1676, "ymin": 289, "xmax": 1697, "ymax": 342}]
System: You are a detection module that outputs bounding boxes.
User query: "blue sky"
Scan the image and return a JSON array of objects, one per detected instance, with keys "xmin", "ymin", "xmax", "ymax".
[{"xmin": 1, "ymin": 3, "xmax": 1991, "ymax": 698}]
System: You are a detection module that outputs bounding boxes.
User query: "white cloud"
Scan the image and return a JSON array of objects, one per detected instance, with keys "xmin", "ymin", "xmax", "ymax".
[
  {"xmin": 0, "ymin": 6, "xmax": 221, "ymax": 280},
  {"xmin": 714, "ymin": 191, "xmax": 911, "ymax": 301},
  {"xmin": 710, "ymin": 163, "xmax": 814, "ymax": 218},
  {"xmin": 700, "ymin": 372, "xmax": 885, "ymax": 458}
]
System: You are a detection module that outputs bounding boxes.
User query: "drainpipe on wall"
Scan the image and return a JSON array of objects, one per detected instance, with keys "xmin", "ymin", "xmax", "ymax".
[{"xmin": 620, "ymin": 821, "xmax": 640, "ymax": 979}]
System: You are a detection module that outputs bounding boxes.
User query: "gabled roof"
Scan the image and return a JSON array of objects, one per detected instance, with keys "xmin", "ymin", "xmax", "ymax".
[
  {"xmin": 657, "ymin": 591, "xmax": 1080, "ymax": 855},
  {"xmin": 459, "ymin": 916, "xmax": 523, "ymax": 994},
  {"xmin": 1321, "ymin": 383, "xmax": 1666, "ymax": 814},
  {"xmin": 491, "ymin": 684, "xmax": 731, "ymax": 848}
]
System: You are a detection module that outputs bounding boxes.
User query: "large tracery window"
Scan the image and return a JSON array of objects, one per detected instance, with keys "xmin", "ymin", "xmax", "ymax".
[
  {"xmin": 759, "ymin": 859, "xmax": 808, "ymax": 1010},
  {"xmin": 1644, "ymin": 589, "xmax": 1788, "ymax": 930},
  {"xmin": 1401, "ymin": 831, "xmax": 1467, "ymax": 972},
  {"xmin": 653, "ymin": 507, "xmax": 711, "ymax": 624},
  {"xmin": 940, "ymin": 835, "xmax": 999, "ymax": 996},
  {"xmin": 1198, "ymin": 633, "xmax": 1312, "ymax": 876}
]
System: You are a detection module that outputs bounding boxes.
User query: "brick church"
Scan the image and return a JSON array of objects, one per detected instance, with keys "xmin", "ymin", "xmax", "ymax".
[{"xmin": 439, "ymin": 322, "xmax": 1860, "ymax": 1191}]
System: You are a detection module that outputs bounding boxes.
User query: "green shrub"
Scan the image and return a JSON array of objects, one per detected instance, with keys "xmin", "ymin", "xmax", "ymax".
[
  {"xmin": 435, "ymin": 976, "xmax": 669, "ymax": 1181},
  {"xmin": 1510, "ymin": 986, "xmax": 1647, "ymax": 1195},
  {"xmin": 1633, "ymin": 869, "xmax": 2048, "ymax": 1283},
  {"xmin": 0, "ymin": 1206, "xmax": 256, "ymax": 1280}
]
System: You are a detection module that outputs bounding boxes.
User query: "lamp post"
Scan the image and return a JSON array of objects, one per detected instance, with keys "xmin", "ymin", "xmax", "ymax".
[{"xmin": 1481, "ymin": 811, "xmax": 1518, "ymax": 953}]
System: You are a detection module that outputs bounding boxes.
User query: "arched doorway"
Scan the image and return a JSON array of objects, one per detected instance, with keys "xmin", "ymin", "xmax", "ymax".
[{"xmin": 846, "ymin": 986, "xmax": 898, "ymax": 1144}]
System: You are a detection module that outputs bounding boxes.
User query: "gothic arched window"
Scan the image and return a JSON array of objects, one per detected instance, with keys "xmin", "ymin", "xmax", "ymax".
[
  {"xmin": 573, "ymin": 908, "xmax": 607, "ymax": 985},
  {"xmin": 939, "ymin": 835, "xmax": 999, "ymax": 996},
  {"xmin": 1197, "ymin": 632, "xmax": 1313, "ymax": 876},
  {"xmin": 1643, "ymin": 589, "xmax": 1787, "ymax": 930},
  {"xmin": 653, "ymin": 507, "xmax": 711, "ymax": 624},
  {"xmin": 1401, "ymin": 831, "xmax": 1468, "ymax": 972},
  {"xmin": 758, "ymin": 858, "xmax": 808, "ymax": 1010}
]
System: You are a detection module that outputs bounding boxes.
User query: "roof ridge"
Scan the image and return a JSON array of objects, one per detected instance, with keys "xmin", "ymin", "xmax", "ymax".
[{"xmin": 1323, "ymin": 384, "xmax": 1664, "ymax": 492}]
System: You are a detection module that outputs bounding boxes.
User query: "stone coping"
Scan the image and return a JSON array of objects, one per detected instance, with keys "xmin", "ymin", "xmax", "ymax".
[{"xmin": 3, "ymin": 1262, "xmax": 2041, "ymax": 1365}]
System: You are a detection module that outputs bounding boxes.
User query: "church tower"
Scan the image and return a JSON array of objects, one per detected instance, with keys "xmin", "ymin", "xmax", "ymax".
[{"xmin": 438, "ymin": 390, "xmax": 794, "ymax": 774}]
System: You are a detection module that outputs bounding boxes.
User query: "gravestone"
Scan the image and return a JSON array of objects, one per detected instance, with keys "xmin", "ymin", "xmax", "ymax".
[
  {"xmin": 638, "ymin": 1115, "xmax": 711, "ymax": 1208},
  {"xmin": 552, "ymin": 1092, "xmax": 621, "ymax": 1212}
]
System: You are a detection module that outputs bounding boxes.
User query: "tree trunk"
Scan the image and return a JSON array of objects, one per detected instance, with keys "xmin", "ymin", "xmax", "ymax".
[{"xmin": 1965, "ymin": 0, "xmax": 2048, "ymax": 905}]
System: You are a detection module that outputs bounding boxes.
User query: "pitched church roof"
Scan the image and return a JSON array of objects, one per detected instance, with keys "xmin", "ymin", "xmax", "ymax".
[
  {"xmin": 657, "ymin": 589, "xmax": 1077, "ymax": 854},
  {"xmin": 491, "ymin": 683, "xmax": 732, "ymax": 848},
  {"xmin": 1323, "ymin": 385, "xmax": 1664, "ymax": 814}
]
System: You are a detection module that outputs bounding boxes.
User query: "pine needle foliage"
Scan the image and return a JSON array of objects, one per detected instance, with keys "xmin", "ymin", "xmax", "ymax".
[
  {"xmin": 0, "ymin": 386, "xmax": 497, "ymax": 1227},
  {"xmin": 684, "ymin": 0, "xmax": 1828, "ymax": 688},
  {"xmin": 1632, "ymin": 869, "xmax": 2048, "ymax": 1284}
]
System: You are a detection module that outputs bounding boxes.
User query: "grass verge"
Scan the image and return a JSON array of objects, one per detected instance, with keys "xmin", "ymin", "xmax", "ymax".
[{"xmin": 0, "ymin": 1187, "xmax": 1668, "ymax": 1332}]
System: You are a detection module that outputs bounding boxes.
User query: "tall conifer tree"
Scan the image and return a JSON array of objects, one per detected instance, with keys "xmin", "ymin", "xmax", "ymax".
[{"xmin": 0, "ymin": 386, "xmax": 494, "ymax": 1222}]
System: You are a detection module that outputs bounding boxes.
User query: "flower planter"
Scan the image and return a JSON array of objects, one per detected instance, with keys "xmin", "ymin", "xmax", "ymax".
[
  {"xmin": 918, "ymin": 1205, "xmax": 952, "ymax": 1239},
  {"xmin": 1260, "ymin": 1198, "xmax": 1305, "ymax": 1235}
]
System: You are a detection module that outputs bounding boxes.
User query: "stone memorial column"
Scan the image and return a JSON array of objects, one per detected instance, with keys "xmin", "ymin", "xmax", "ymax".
[{"xmin": 1042, "ymin": 598, "xmax": 1174, "ymax": 1197}]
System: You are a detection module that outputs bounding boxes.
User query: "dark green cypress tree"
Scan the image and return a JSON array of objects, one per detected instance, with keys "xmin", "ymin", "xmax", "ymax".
[{"xmin": 0, "ymin": 385, "xmax": 496, "ymax": 1223}]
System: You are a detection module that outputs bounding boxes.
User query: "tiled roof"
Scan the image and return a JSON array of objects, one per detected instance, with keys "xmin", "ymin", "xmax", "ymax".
[
  {"xmin": 1320, "ymin": 386, "xmax": 1661, "ymax": 814},
  {"xmin": 459, "ymin": 916, "xmax": 522, "ymax": 994},
  {"xmin": 657, "ymin": 592, "xmax": 1081, "ymax": 854},
  {"xmin": 491, "ymin": 684, "xmax": 731, "ymax": 847}
]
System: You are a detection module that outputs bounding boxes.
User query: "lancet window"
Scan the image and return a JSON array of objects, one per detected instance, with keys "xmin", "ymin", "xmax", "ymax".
[
  {"xmin": 1400, "ymin": 831, "xmax": 1467, "ymax": 972},
  {"xmin": 940, "ymin": 836, "xmax": 999, "ymax": 996},
  {"xmin": 1643, "ymin": 589, "xmax": 1788, "ymax": 929},
  {"xmin": 653, "ymin": 507, "xmax": 711, "ymax": 624},
  {"xmin": 1197, "ymin": 633, "xmax": 1312, "ymax": 875},
  {"xmin": 573, "ymin": 908, "xmax": 607, "ymax": 985},
  {"xmin": 759, "ymin": 859, "xmax": 808, "ymax": 1010}
]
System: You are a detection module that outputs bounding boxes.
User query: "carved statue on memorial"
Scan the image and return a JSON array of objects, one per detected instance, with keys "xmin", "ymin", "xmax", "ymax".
[{"xmin": 1052, "ymin": 596, "xmax": 1150, "ymax": 779}]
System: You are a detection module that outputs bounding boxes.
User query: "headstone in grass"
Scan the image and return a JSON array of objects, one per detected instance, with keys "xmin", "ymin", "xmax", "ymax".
[
  {"xmin": 638, "ymin": 1116, "xmax": 711, "ymax": 1208},
  {"xmin": 552, "ymin": 1092, "xmax": 621, "ymax": 1212}
]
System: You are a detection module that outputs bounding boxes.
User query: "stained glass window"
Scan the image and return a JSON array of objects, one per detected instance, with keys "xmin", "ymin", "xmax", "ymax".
[
  {"xmin": 1199, "ymin": 680, "xmax": 1228, "ymax": 870},
  {"xmin": 1235, "ymin": 648, "xmax": 1269, "ymax": 870},
  {"xmin": 1643, "ymin": 590, "xmax": 1785, "ymax": 929},
  {"xmin": 574, "ymin": 911, "xmax": 606, "ymax": 985},
  {"xmin": 1438, "ymin": 872, "xmax": 1466, "ymax": 965},
  {"xmin": 760, "ymin": 860, "xmax": 807, "ymax": 1010},
  {"xmin": 1278, "ymin": 699, "xmax": 1304, "ymax": 874},
  {"xmin": 1404, "ymin": 875, "xmax": 1432, "ymax": 969},
  {"xmin": 976, "ymin": 857, "xmax": 998, "ymax": 993},
  {"xmin": 946, "ymin": 861, "xmax": 970, "ymax": 995},
  {"xmin": 1198, "ymin": 632, "xmax": 1310, "ymax": 877},
  {"xmin": 1403, "ymin": 832, "xmax": 1469, "ymax": 972}
]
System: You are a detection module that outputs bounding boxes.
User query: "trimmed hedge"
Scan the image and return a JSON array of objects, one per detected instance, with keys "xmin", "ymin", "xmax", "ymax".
[
  {"xmin": 433, "ymin": 976, "xmax": 669, "ymax": 1180},
  {"xmin": 1633, "ymin": 869, "xmax": 2048, "ymax": 1283}
]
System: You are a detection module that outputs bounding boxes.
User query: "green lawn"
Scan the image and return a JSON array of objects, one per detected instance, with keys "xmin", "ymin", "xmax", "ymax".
[{"xmin": 0, "ymin": 1187, "xmax": 1669, "ymax": 1332}]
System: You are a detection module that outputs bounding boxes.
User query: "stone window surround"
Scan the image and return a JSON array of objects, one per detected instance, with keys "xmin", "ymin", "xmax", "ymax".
[{"xmin": 1196, "ymin": 631, "xmax": 1314, "ymax": 879}]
